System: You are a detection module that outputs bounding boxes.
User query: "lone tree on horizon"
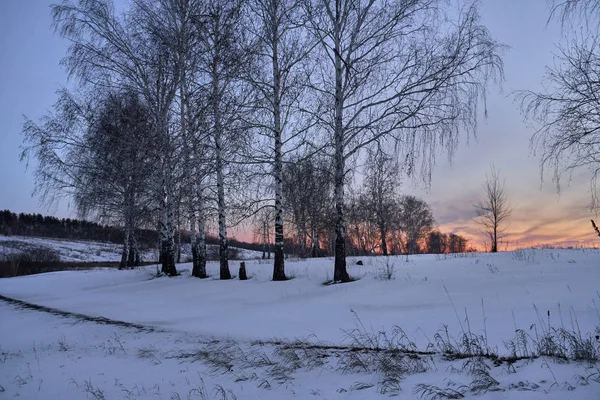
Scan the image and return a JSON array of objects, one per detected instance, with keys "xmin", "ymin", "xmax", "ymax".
[{"xmin": 474, "ymin": 165, "xmax": 513, "ymax": 252}]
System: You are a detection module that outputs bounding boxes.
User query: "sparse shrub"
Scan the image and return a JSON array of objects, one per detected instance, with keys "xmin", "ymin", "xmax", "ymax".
[
  {"xmin": 212, "ymin": 384, "xmax": 237, "ymax": 400},
  {"xmin": 28, "ymin": 247, "xmax": 61, "ymax": 263},
  {"xmin": 512, "ymin": 248, "xmax": 536, "ymax": 263},
  {"xmin": 377, "ymin": 373, "xmax": 402, "ymax": 394},
  {"xmin": 507, "ymin": 381, "xmax": 540, "ymax": 391},
  {"xmin": 430, "ymin": 325, "xmax": 491, "ymax": 358},
  {"xmin": 0, "ymin": 246, "xmax": 61, "ymax": 277},
  {"xmin": 375, "ymin": 259, "xmax": 396, "ymax": 280},
  {"xmin": 338, "ymin": 311, "xmax": 432, "ymax": 394},
  {"xmin": 558, "ymin": 328, "xmax": 598, "ymax": 362},
  {"xmin": 504, "ymin": 329, "xmax": 531, "ymax": 359},
  {"xmin": 487, "ymin": 263, "xmax": 498, "ymax": 273},
  {"xmin": 413, "ymin": 383, "xmax": 465, "ymax": 399},
  {"xmin": 177, "ymin": 341, "xmax": 240, "ymax": 373},
  {"xmin": 504, "ymin": 307, "xmax": 600, "ymax": 363},
  {"xmin": 82, "ymin": 379, "xmax": 106, "ymax": 400},
  {"xmin": 57, "ymin": 335, "xmax": 69, "ymax": 352},
  {"xmin": 463, "ymin": 357, "xmax": 500, "ymax": 393},
  {"xmin": 350, "ymin": 382, "xmax": 374, "ymax": 391},
  {"xmin": 138, "ymin": 346, "xmax": 162, "ymax": 365}
]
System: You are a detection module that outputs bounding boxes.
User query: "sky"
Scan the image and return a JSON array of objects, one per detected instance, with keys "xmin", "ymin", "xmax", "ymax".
[{"xmin": 0, "ymin": 0, "xmax": 598, "ymax": 249}]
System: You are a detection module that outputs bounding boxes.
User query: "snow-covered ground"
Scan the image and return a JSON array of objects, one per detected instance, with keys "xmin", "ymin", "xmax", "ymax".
[
  {"xmin": 1, "ymin": 249, "xmax": 599, "ymax": 399},
  {"xmin": 0, "ymin": 234, "xmax": 157, "ymax": 262},
  {"xmin": 0, "ymin": 234, "xmax": 262, "ymax": 262}
]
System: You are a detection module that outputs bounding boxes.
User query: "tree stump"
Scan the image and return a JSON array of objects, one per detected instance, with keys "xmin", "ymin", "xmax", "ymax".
[{"xmin": 239, "ymin": 262, "xmax": 248, "ymax": 280}]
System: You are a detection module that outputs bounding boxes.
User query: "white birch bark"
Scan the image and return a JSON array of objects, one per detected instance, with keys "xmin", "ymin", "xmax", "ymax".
[
  {"xmin": 212, "ymin": 46, "xmax": 231, "ymax": 279},
  {"xmin": 270, "ymin": 0, "xmax": 287, "ymax": 280},
  {"xmin": 196, "ymin": 186, "xmax": 207, "ymax": 277},
  {"xmin": 304, "ymin": 0, "xmax": 504, "ymax": 282},
  {"xmin": 332, "ymin": 2, "xmax": 349, "ymax": 281}
]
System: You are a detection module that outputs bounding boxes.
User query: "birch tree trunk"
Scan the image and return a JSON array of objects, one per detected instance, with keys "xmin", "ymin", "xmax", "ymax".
[
  {"xmin": 196, "ymin": 195, "xmax": 207, "ymax": 277},
  {"xmin": 311, "ymin": 229, "xmax": 320, "ymax": 258},
  {"xmin": 262, "ymin": 220, "xmax": 267, "ymax": 259},
  {"xmin": 190, "ymin": 204, "xmax": 207, "ymax": 278},
  {"xmin": 271, "ymin": 6, "xmax": 286, "ymax": 280},
  {"xmin": 216, "ymin": 126, "xmax": 231, "ymax": 279},
  {"xmin": 190, "ymin": 181, "xmax": 208, "ymax": 278},
  {"xmin": 204, "ymin": 4, "xmax": 234, "ymax": 280},
  {"xmin": 159, "ymin": 115, "xmax": 177, "ymax": 276},
  {"xmin": 127, "ymin": 222, "xmax": 138, "ymax": 267},
  {"xmin": 212, "ymin": 60, "xmax": 231, "ymax": 278},
  {"xmin": 379, "ymin": 221, "xmax": 388, "ymax": 256},
  {"xmin": 159, "ymin": 177, "xmax": 177, "ymax": 276},
  {"xmin": 176, "ymin": 208, "xmax": 182, "ymax": 263},
  {"xmin": 248, "ymin": 0, "xmax": 312, "ymax": 279},
  {"xmin": 190, "ymin": 211, "xmax": 199, "ymax": 274},
  {"xmin": 120, "ymin": 228, "xmax": 129, "ymax": 270},
  {"xmin": 332, "ymin": 5, "xmax": 350, "ymax": 282}
]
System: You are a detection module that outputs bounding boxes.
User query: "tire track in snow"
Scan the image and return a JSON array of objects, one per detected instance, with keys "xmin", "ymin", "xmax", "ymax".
[{"xmin": 0, "ymin": 294, "xmax": 157, "ymax": 332}]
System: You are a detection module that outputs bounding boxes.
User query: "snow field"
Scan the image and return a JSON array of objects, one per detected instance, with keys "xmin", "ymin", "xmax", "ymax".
[
  {"xmin": 0, "ymin": 234, "xmax": 262, "ymax": 263},
  {"xmin": 1, "ymin": 249, "xmax": 597, "ymax": 350},
  {"xmin": 0, "ymin": 248, "xmax": 599, "ymax": 398}
]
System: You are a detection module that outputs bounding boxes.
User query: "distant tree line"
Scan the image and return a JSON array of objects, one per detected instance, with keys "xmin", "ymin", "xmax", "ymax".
[
  {"xmin": 0, "ymin": 210, "xmax": 265, "ymax": 257},
  {"xmin": 277, "ymin": 153, "xmax": 471, "ymax": 257},
  {"xmin": 0, "ymin": 210, "xmax": 155, "ymax": 246}
]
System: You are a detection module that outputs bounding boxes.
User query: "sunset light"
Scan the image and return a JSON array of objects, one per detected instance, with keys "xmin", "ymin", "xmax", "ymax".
[{"xmin": 2, "ymin": 0, "xmax": 600, "ymax": 398}]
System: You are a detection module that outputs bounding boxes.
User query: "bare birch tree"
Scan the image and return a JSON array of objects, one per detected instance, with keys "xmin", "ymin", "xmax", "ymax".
[
  {"xmin": 76, "ymin": 91, "xmax": 157, "ymax": 268},
  {"xmin": 252, "ymin": 207, "xmax": 273, "ymax": 259},
  {"xmin": 242, "ymin": 0, "xmax": 316, "ymax": 280},
  {"xmin": 398, "ymin": 195, "xmax": 434, "ymax": 254},
  {"xmin": 50, "ymin": 0, "xmax": 181, "ymax": 275},
  {"xmin": 155, "ymin": 0, "xmax": 211, "ymax": 278},
  {"xmin": 197, "ymin": 0, "xmax": 250, "ymax": 279},
  {"xmin": 282, "ymin": 159, "xmax": 310, "ymax": 255},
  {"xmin": 346, "ymin": 192, "xmax": 380, "ymax": 255},
  {"xmin": 547, "ymin": 0, "xmax": 600, "ymax": 27},
  {"xmin": 21, "ymin": 89, "xmax": 92, "ymax": 208},
  {"xmin": 303, "ymin": 0, "xmax": 504, "ymax": 281},
  {"xmin": 518, "ymin": 0, "xmax": 600, "ymax": 210},
  {"xmin": 21, "ymin": 89, "xmax": 156, "ymax": 269},
  {"xmin": 361, "ymin": 145, "xmax": 401, "ymax": 255},
  {"xmin": 282, "ymin": 155, "xmax": 333, "ymax": 257},
  {"xmin": 473, "ymin": 165, "xmax": 513, "ymax": 252}
]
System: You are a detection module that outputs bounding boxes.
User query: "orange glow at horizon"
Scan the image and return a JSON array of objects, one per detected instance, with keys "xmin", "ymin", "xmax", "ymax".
[
  {"xmin": 231, "ymin": 212, "xmax": 600, "ymax": 251},
  {"xmin": 436, "ymin": 210, "xmax": 600, "ymax": 251},
  {"xmin": 229, "ymin": 186, "xmax": 600, "ymax": 251}
]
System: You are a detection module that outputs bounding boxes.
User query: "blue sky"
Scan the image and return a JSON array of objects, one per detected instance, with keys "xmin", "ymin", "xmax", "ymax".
[
  {"xmin": 0, "ymin": 0, "xmax": 597, "ymax": 248},
  {"xmin": 0, "ymin": 0, "xmax": 70, "ymax": 215}
]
